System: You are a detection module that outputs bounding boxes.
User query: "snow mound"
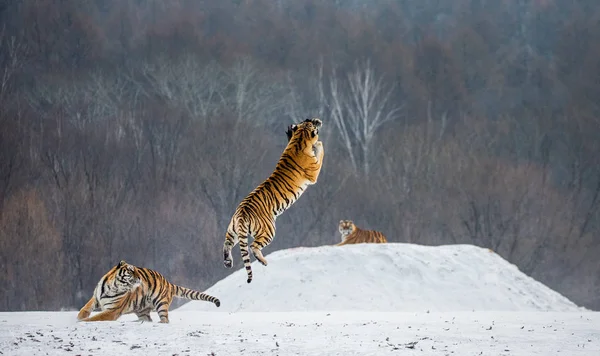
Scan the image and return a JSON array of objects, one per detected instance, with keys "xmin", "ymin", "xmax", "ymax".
[{"xmin": 180, "ymin": 243, "xmax": 581, "ymax": 312}]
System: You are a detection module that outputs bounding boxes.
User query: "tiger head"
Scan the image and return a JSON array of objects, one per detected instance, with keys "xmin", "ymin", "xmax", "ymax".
[
  {"xmin": 339, "ymin": 219, "xmax": 356, "ymax": 239},
  {"xmin": 285, "ymin": 118, "xmax": 322, "ymax": 145},
  {"xmin": 113, "ymin": 260, "xmax": 142, "ymax": 290}
]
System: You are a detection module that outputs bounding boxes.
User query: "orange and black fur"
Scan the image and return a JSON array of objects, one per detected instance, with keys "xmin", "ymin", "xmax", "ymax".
[
  {"xmin": 77, "ymin": 261, "xmax": 220, "ymax": 323},
  {"xmin": 224, "ymin": 118, "xmax": 325, "ymax": 283},
  {"xmin": 336, "ymin": 220, "xmax": 388, "ymax": 245}
]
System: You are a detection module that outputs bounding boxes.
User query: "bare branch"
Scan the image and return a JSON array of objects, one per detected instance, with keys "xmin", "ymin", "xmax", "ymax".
[{"xmin": 326, "ymin": 59, "xmax": 402, "ymax": 176}]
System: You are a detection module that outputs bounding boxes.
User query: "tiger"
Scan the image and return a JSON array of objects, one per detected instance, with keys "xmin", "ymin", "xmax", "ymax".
[
  {"xmin": 336, "ymin": 220, "xmax": 388, "ymax": 245},
  {"xmin": 77, "ymin": 260, "xmax": 220, "ymax": 323},
  {"xmin": 223, "ymin": 118, "xmax": 324, "ymax": 283}
]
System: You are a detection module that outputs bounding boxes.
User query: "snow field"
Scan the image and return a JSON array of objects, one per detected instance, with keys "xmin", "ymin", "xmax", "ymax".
[
  {"xmin": 2, "ymin": 242, "xmax": 597, "ymax": 355},
  {"xmin": 1, "ymin": 310, "xmax": 599, "ymax": 355}
]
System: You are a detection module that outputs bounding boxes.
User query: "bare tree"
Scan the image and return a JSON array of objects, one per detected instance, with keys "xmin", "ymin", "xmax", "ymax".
[
  {"xmin": 141, "ymin": 54, "xmax": 288, "ymax": 129},
  {"xmin": 25, "ymin": 71, "xmax": 139, "ymax": 307},
  {"xmin": 327, "ymin": 59, "xmax": 402, "ymax": 176},
  {"xmin": 0, "ymin": 189, "xmax": 65, "ymax": 310},
  {"xmin": 284, "ymin": 59, "xmax": 328, "ymax": 122},
  {"xmin": 140, "ymin": 54, "xmax": 225, "ymax": 120},
  {"xmin": 0, "ymin": 27, "xmax": 25, "ymax": 101},
  {"xmin": 224, "ymin": 56, "xmax": 288, "ymax": 127},
  {"xmin": 0, "ymin": 28, "xmax": 27, "ymax": 213},
  {"xmin": 283, "ymin": 58, "xmax": 343, "ymax": 148}
]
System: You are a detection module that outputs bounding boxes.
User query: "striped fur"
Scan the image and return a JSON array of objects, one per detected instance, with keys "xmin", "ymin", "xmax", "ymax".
[
  {"xmin": 336, "ymin": 220, "xmax": 388, "ymax": 246},
  {"xmin": 77, "ymin": 261, "xmax": 220, "ymax": 323},
  {"xmin": 223, "ymin": 118, "xmax": 325, "ymax": 283}
]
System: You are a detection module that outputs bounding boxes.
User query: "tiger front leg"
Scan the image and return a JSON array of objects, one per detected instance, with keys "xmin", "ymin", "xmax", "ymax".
[
  {"xmin": 135, "ymin": 308, "xmax": 152, "ymax": 322},
  {"xmin": 77, "ymin": 296, "xmax": 97, "ymax": 320},
  {"xmin": 308, "ymin": 141, "xmax": 324, "ymax": 184},
  {"xmin": 80, "ymin": 309, "xmax": 122, "ymax": 322},
  {"xmin": 313, "ymin": 141, "xmax": 324, "ymax": 161}
]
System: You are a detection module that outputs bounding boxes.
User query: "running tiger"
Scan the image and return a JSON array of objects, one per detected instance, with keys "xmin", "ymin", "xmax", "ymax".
[
  {"xmin": 224, "ymin": 118, "xmax": 325, "ymax": 283},
  {"xmin": 77, "ymin": 260, "xmax": 220, "ymax": 323},
  {"xmin": 336, "ymin": 220, "xmax": 388, "ymax": 245}
]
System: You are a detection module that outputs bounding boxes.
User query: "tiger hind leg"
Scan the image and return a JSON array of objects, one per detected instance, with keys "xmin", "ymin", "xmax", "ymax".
[
  {"xmin": 251, "ymin": 233, "xmax": 273, "ymax": 267},
  {"xmin": 223, "ymin": 230, "xmax": 238, "ymax": 268},
  {"xmin": 156, "ymin": 300, "xmax": 172, "ymax": 324}
]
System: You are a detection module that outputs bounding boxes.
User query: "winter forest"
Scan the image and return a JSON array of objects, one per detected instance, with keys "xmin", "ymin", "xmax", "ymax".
[{"xmin": 0, "ymin": 0, "xmax": 599, "ymax": 311}]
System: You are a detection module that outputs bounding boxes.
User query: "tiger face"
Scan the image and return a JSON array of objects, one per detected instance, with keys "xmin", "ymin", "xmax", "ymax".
[
  {"xmin": 114, "ymin": 260, "xmax": 142, "ymax": 290},
  {"xmin": 286, "ymin": 118, "xmax": 322, "ymax": 144},
  {"xmin": 339, "ymin": 219, "xmax": 356, "ymax": 238}
]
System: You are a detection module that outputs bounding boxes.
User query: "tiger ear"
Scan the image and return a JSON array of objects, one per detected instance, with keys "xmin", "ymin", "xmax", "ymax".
[{"xmin": 118, "ymin": 260, "xmax": 127, "ymax": 267}]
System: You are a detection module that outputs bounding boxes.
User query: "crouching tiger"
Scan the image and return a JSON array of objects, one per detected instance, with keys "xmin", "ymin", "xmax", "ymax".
[
  {"xmin": 336, "ymin": 220, "xmax": 388, "ymax": 245},
  {"xmin": 223, "ymin": 118, "xmax": 324, "ymax": 283},
  {"xmin": 77, "ymin": 260, "xmax": 220, "ymax": 323}
]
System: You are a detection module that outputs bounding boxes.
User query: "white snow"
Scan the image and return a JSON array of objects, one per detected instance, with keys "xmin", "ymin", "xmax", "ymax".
[
  {"xmin": 1, "ymin": 311, "xmax": 599, "ymax": 355},
  {"xmin": 2, "ymin": 243, "xmax": 599, "ymax": 355},
  {"xmin": 180, "ymin": 243, "xmax": 582, "ymax": 312}
]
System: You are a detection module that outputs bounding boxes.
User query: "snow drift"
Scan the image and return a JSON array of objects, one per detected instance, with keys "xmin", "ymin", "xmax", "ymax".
[{"xmin": 180, "ymin": 243, "xmax": 580, "ymax": 312}]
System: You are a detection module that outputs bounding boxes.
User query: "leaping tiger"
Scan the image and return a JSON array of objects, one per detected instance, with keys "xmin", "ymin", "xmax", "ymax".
[
  {"xmin": 223, "ymin": 118, "xmax": 325, "ymax": 283},
  {"xmin": 77, "ymin": 260, "xmax": 220, "ymax": 323},
  {"xmin": 336, "ymin": 220, "xmax": 388, "ymax": 245}
]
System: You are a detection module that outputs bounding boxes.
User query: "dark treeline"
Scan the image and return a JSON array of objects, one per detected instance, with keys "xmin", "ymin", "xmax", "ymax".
[{"xmin": 1, "ymin": 0, "xmax": 599, "ymax": 311}]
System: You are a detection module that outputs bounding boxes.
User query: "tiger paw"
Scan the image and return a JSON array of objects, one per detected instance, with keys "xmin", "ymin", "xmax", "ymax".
[
  {"xmin": 224, "ymin": 259, "xmax": 233, "ymax": 268},
  {"xmin": 77, "ymin": 310, "xmax": 91, "ymax": 320},
  {"xmin": 312, "ymin": 141, "xmax": 323, "ymax": 156}
]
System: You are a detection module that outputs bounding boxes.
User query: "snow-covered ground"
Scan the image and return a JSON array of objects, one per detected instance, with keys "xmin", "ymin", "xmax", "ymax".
[
  {"xmin": 2, "ymin": 243, "xmax": 599, "ymax": 355},
  {"xmin": 1, "ymin": 310, "xmax": 599, "ymax": 355},
  {"xmin": 180, "ymin": 244, "xmax": 582, "ymax": 312}
]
